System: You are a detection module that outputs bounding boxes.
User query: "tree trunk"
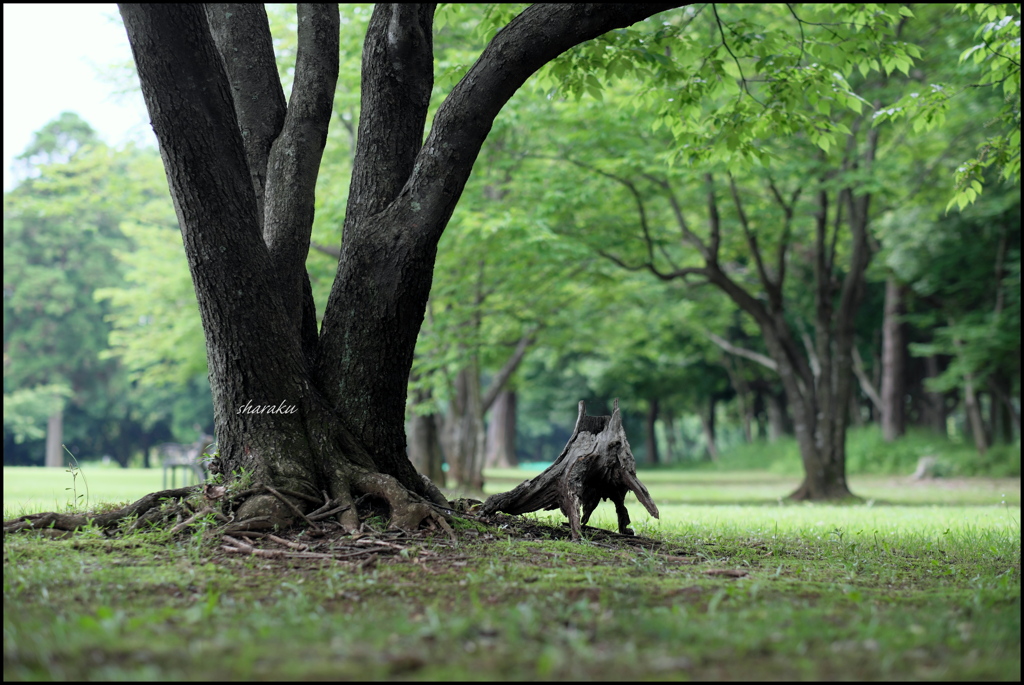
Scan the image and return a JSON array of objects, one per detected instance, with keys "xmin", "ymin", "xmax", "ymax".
[
  {"xmin": 45, "ymin": 409, "xmax": 63, "ymax": 468},
  {"xmin": 118, "ymin": 3, "xmax": 680, "ymax": 529},
  {"xmin": 764, "ymin": 389, "xmax": 789, "ymax": 442},
  {"xmin": 722, "ymin": 356, "xmax": 754, "ymax": 442},
  {"xmin": 485, "ymin": 390, "xmax": 518, "ymax": 468},
  {"xmin": 701, "ymin": 396, "xmax": 718, "ymax": 461},
  {"xmin": 881, "ymin": 276, "xmax": 907, "ymax": 441},
  {"xmin": 645, "ymin": 397, "xmax": 660, "ymax": 465},
  {"xmin": 988, "ymin": 374, "xmax": 1020, "ymax": 440},
  {"xmin": 442, "ymin": 365, "xmax": 486, "ymax": 491},
  {"xmin": 962, "ymin": 371, "xmax": 989, "ymax": 455},
  {"xmin": 664, "ymin": 410, "xmax": 677, "ymax": 462},
  {"xmin": 408, "ymin": 409, "xmax": 446, "ymax": 487},
  {"xmin": 922, "ymin": 355, "xmax": 949, "ymax": 433}
]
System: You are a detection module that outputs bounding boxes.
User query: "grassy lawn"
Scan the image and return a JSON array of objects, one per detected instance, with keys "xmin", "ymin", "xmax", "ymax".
[{"xmin": 3, "ymin": 467, "xmax": 1020, "ymax": 680}]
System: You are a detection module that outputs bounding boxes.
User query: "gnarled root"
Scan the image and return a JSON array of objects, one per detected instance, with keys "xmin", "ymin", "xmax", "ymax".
[
  {"xmin": 353, "ymin": 472, "xmax": 454, "ymax": 539},
  {"xmin": 3, "ymin": 486, "xmax": 198, "ymax": 534}
]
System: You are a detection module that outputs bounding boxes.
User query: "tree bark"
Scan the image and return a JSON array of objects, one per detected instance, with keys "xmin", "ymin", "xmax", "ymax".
[{"xmin": 763, "ymin": 388, "xmax": 790, "ymax": 442}]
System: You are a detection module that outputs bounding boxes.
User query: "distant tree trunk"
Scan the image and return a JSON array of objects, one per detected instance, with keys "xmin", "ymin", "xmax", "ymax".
[
  {"xmin": 881, "ymin": 276, "xmax": 907, "ymax": 442},
  {"xmin": 722, "ymin": 356, "xmax": 754, "ymax": 442},
  {"xmin": 485, "ymin": 389, "xmax": 518, "ymax": 468},
  {"xmin": 921, "ymin": 355, "xmax": 949, "ymax": 433},
  {"xmin": 444, "ymin": 331, "xmax": 534, "ymax": 487},
  {"xmin": 409, "ymin": 408, "xmax": 446, "ymax": 486},
  {"xmin": 645, "ymin": 397, "xmax": 660, "ymax": 465},
  {"xmin": 45, "ymin": 409, "xmax": 63, "ymax": 468},
  {"xmin": 442, "ymin": 364, "xmax": 486, "ymax": 491},
  {"xmin": 701, "ymin": 396, "xmax": 718, "ymax": 461},
  {"xmin": 988, "ymin": 375, "xmax": 1019, "ymax": 441},
  {"xmin": 765, "ymin": 389, "xmax": 789, "ymax": 442},
  {"xmin": 849, "ymin": 397, "xmax": 864, "ymax": 427},
  {"xmin": 664, "ymin": 410, "xmax": 677, "ymax": 462},
  {"xmin": 954, "ymin": 337, "xmax": 989, "ymax": 455}
]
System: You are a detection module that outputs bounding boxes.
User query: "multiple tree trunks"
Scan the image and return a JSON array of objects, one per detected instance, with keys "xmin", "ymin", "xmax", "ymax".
[{"xmin": 481, "ymin": 400, "xmax": 659, "ymax": 540}]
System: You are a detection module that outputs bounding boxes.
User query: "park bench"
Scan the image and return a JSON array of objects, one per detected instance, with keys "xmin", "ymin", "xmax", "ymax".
[{"xmin": 158, "ymin": 435, "xmax": 214, "ymax": 489}]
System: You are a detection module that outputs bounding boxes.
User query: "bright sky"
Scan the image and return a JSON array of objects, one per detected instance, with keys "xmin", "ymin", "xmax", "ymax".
[{"xmin": 3, "ymin": 3, "xmax": 155, "ymax": 191}]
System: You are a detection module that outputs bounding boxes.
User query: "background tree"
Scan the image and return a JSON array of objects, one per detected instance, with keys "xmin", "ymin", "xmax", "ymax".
[
  {"xmin": 3, "ymin": 113, "xmax": 197, "ymax": 467},
  {"xmin": 507, "ymin": 4, "xmax": 1010, "ymax": 499}
]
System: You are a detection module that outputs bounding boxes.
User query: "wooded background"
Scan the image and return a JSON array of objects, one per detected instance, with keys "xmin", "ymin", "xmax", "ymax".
[{"xmin": 3, "ymin": 4, "xmax": 1019, "ymax": 488}]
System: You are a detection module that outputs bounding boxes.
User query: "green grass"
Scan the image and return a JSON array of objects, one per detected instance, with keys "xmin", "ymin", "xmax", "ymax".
[
  {"xmin": 3, "ymin": 465, "xmax": 198, "ymax": 517},
  {"xmin": 4, "ymin": 467, "xmax": 1021, "ymax": 680}
]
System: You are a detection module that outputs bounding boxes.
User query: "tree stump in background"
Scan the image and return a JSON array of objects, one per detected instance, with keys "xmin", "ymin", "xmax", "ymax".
[{"xmin": 481, "ymin": 400, "xmax": 659, "ymax": 540}]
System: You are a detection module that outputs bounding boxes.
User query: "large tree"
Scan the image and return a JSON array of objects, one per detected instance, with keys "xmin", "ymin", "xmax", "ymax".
[{"xmin": 116, "ymin": 3, "xmax": 678, "ymax": 529}]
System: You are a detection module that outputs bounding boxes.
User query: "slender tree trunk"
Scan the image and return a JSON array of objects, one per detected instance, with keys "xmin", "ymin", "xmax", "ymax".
[
  {"xmin": 765, "ymin": 390, "xmax": 788, "ymax": 442},
  {"xmin": 701, "ymin": 396, "xmax": 718, "ymax": 461},
  {"xmin": 962, "ymin": 372, "xmax": 989, "ymax": 455},
  {"xmin": 45, "ymin": 409, "xmax": 63, "ymax": 468},
  {"xmin": 443, "ymin": 365, "xmax": 486, "ymax": 491},
  {"xmin": 722, "ymin": 356, "xmax": 754, "ymax": 442},
  {"xmin": 988, "ymin": 375, "xmax": 1020, "ymax": 440},
  {"xmin": 485, "ymin": 390, "xmax": 518, "ymax": 468},
  {"xmin": 408, "ymin": 386, "xmax": 446, "ymax": 487},
  {"xmin": 664, "ymin": 410, "xmax": 677, "ymax": 462},
  {"xmin": 881, "ymin": 276, "xmax": 907, "ymax": 441},
  {"xmin": 645, "ymin": 397, "xmax": 660, "ymax": 465},
  {"xmin": 922, "ymin": 355, "xmax": 949, "ymax": 433}
]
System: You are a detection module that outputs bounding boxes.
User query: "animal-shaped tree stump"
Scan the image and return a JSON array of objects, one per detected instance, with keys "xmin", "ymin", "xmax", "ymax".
[{"xmin": 480, "ymin": 400, "xmax": 659, "ymax": 540}]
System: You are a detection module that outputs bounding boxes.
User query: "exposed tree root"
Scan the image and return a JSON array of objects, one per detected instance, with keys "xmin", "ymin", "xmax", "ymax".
[
  {"xmin": 2, "ymin": 476, "xmax": 454, "ymax": 543},
  {"xmin": 3, "ymin": 486, "xmax": 199, "ymax": 534}
]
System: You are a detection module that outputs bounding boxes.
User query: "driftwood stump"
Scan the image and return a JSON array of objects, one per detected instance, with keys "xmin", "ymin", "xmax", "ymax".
[{"xmin": 480, "ymin": 400, "xmax": 659, "ymax": 540}]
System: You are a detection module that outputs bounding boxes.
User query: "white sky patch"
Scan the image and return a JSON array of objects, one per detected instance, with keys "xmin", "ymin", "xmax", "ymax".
[{"xmin": 3, "ymin": 3, "xmax": 155, "ymax": 191}]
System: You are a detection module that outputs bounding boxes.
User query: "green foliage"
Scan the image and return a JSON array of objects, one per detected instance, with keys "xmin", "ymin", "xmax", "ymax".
[
  {"xmin": 3, "ymin": 114, "xmax": 215, "ymax": 464},
  {"xmin": 536, "ymin": 5, "xmax": 918, "ymax": 168},
  {"xmin": 2, "ymin": 384, "xmax": 72, "ymax": 444},
  {"xmin": 871, "ymin": 4, "xmax": 1020, "ymax": 210},
  {"xmin": 884, "ymin": 192, "xmax": 1020, "ymax": 395},
  {"xmin": 14, "ymin": 111, "xmax": 100, "ymax": 171}
]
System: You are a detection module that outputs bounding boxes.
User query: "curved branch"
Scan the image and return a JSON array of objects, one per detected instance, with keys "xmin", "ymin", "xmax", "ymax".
[
  {"xmin": 705, "ymin": 332, "xmax": 778, "ymax": 372},
  {"xmin": 482, "ymin": 330, "xmax": 537, "ymax": 413},
  {"xmin": 310, "ymin": 241, "xmax": 342, "ymax": 260},
  {"xmin": 851, "ymin": 346, "xmax": 883, "ymax": 411},
  {"xmin": 401, "ymin": 3, "xmax": 682, "ymax": 247},
  {"xmin": 728, "ymin": 174, "xmax": 778, "ymax": 301}
]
